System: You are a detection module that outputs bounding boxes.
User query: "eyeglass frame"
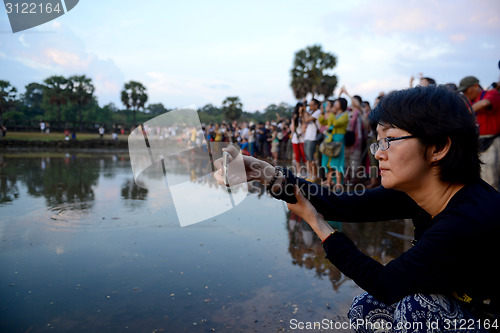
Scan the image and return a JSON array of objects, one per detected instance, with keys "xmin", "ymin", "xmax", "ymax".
[{"xmin": 369, "ymin": 135, "xmax": 416, "ymax": 156}]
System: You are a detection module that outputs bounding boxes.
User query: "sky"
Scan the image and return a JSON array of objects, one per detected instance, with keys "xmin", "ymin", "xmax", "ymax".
[{"xmin": 1, "ymin": 0, "xmax": 499, "ymax": 112}]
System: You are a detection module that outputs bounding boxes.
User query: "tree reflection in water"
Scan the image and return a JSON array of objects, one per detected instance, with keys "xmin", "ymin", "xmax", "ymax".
[
  {"xmin": 0, "ymin": 154, "xmax": 151, "ymax": 222},
  {"xmin": 286, "ymin": 210, "xmax": 413, "ymax": 293},
  {"xmin": 0, "ymin": 155, "xmax": 19, "ymax": 204},
  {"xmin": 121, "ymin": 178, "xmax": 148, "ymax": 208}
]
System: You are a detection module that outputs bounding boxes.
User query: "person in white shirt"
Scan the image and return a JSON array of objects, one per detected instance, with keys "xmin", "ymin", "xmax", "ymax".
[{"xmin": 303, "ymin": 99, "xmax": 322, "ymax": 182}]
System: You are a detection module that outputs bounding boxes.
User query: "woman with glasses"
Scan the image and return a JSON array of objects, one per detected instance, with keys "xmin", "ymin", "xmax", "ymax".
[{"xmin": 215, "ymin": 85, "xmax": 499, "ymax": 331}]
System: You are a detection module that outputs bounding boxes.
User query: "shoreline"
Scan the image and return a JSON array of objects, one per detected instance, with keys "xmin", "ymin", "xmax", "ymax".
[{"xmin": 0, "ymin": 139, "xmax": 129, "ymax": 153}]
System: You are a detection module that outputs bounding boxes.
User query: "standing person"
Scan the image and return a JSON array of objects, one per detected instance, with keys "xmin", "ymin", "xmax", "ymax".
[
  {"xmin": 270, "ymin": 124, "xmax": 280, "ymax": 165},
  {"xmin": 280, "ymin": 122, "xmax": 290, "ymax": 159},
  {"xmin": 213, "ymin": 123, "xmax": 222, "ymax": 142},
  {"xmin": 40, "ymin": 120, "xmax": 45, "ymax": 133},
  {"xmin": 318, "ymin": 98, "xmax": 349, "ymax": 190},
  {"xmin": 256, "ymin": 122, "xmax": 267, "ymax": 158},
  {"xmin": 248, "ymin": 122, "xmax": 256, "ymax": 156},
  {"xmin": 99, "ymin": 126, "xmax": 105, "ymax": 139},
  {"xmin": 303, "ymin": 99, "xmax": 322, "ymax": 182},
  {"xmin": 340, "ymin": 87, "xmax": 365, "ymax": 185},
  {"xmin": 211, "ymin": 123, "xmax": 223, "ymax": 155},
  {"xmin": 240, "ymin": 122, "xmax": 249, "ymax": 146},
  {"xmin": 190, "ymin": 126, "xmax": 197, "ymax": 147},
  {"xmin": 410, "ymin": 73, "xmax": 436, "ymax": 87},
  {"xmin": 459, "ymin": 76, "xmax": 500, "ymax": 190},
  {"xmin": 215, "ymin": 86, "xmax": 499, "ymax": 332},
  {"xmin": 362, "ymin": 101, "xmax": 379, "ymax": 189},
  {"xmin": 290, "ymin": 103, "xmax": 306, "ymax": 174}
]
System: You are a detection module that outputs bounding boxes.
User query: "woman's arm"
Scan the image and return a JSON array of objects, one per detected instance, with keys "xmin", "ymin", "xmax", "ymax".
[
  {"xmin": 272, "ymin": 168, "xmax": 419, "ymax": 222},
  {"xmin": 322, "ymin": 213, "xmax": 477, "ymax": 305},
  {"xmin": 302, "ymin": 112, "xmax": 316, "ymax": 123},
  {"xmin": 340, "ymin": 86, "xmax": 362, "ymax": 110},
  {"xmin": 318, "ymin": 112, "xmax": 327, "ymax": 126},
  {"xmin": 214, "ymin": 145, "xmax": 419, "ymax": 222},
  {"xmin": 288, "ymin": 185, "xmax": 474, "ymax": 306},
  {"xmin": 331, "ymin": 112, "xmax": 349, "ymax": 130},
  {"xmin": 287, "ymin": 186, "xmax": 337, "ymax": 241}
]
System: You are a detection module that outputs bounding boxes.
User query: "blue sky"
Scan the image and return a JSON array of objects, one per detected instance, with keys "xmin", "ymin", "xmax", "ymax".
[{"xmin": 1, "ymin": 0, "xmax": 499, "ymax": 111}]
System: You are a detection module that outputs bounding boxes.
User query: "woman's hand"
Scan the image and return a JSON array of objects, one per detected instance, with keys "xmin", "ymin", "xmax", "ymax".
[
  {"xmin": 287, "ymin": 185, "xmax": 336, "ymax": 242},
  {"xmin": 213, "ymin": 144, "xmax": 275, "ymax": 186},
  {"xmin": 287, "ymin": 185, "xmax": 323, "ymax": 225}
]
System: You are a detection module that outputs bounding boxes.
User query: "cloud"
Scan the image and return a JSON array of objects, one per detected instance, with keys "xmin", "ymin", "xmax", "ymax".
[
  {"xmin": 449, "ymin": 34, "xmax": 467, "ymax": 43},
  {"xmin": 42, "ymin": 48, "xmax": 91, "ymax": 69},
  {"xmin": 145, "ymin": 71, "xmax": 236, "ymax": 107},
  {"xmin": 0, "ymin": 21, "xmax": 124, "ymax": 105},
  {"xmin": 351, "ymin": 0, "xmax": 500, "ymax": 38},
  {"xmin": 318, "ymin": 0, "xmax": 499, "ymax": 104}
]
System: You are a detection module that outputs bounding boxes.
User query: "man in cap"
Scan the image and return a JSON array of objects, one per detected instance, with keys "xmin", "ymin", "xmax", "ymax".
[{"xmin": 459, "ymin": 76, "xmax": 500, "ymax": 189}]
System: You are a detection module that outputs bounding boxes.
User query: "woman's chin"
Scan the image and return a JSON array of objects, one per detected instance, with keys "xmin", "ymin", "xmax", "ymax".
[{"xmin": 380, "ymin": 177, "xmax": 394, "ymax": 189}]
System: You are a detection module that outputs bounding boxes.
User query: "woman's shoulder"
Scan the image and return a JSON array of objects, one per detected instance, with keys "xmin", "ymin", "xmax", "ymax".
[
  {"xmin": 455, "ymin": 179, "xmax": 500, "ymax": 206},
  {"xmin": 438, "ymin": 179, "xmax": 500, "ymax": 227},
  {"xmin": 337, "ymin": 112, "xmax": 349, "ymax": 120}
]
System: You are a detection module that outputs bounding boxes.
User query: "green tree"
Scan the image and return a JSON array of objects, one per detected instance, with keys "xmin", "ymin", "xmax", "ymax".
[
  {"xmin": 147, "ymin": 103, "xmax": 168, "ymax": 115},
  {"xmin": 121, "ymin": 81, "xmax": 148, "ymax": 125},
  {"xmin": 43, "ymin": 75, "xmax": 69, "ymax": 126},
  {"xmin": 67, "ymin": 75, "xmax": 95, "ymax": 130},
  {"xmin": 221, "ymin": 96, "xmax": 243, "ymax": 121},
  {"xmin": 22, "ymin": 82, "xmax": 45, "ymax": 120},
  {"xmin": 198, "ymin": 104, "xmax": 223, "ymax": 124},
  {"xmin": 290, "ymin": 44, "xmax": 338, "ymax": 100},
  {"xmin": 0, "ymin": 80, "xmax": 17, "ymax": 124},
  {"xmin": 263, "ymin": 102, "xmax": 292, "ymax": 121}
]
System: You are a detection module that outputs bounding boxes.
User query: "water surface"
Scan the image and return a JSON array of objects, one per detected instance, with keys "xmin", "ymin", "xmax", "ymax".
[{"xmin": 0, "ymin": 153, "xmax": 410, "ymax": 332}]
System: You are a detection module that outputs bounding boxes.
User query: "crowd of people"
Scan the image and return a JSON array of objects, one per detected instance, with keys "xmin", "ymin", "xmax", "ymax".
[
  {"xmin": 201, "ymin": 73, "xmax": 500, "ymax": 192},
  {"xmin": 200, "ymin": 88, "xmax": 379, "ymax": 191}
]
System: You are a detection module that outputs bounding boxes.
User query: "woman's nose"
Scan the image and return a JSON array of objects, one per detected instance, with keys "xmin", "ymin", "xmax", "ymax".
[{"xmin": 374, "ymin": 147, "xmax": 386, "ymax": 161}]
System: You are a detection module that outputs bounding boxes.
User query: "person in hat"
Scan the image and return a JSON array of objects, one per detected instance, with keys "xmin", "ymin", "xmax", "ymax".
[{"xmin": 459, "ymin": 75, "xmax": 500, "ymax": 189}]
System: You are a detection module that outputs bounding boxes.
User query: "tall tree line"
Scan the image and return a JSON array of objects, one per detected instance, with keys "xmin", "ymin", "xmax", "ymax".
[
  {"xmin": 1, "ymin": 77, "xmax": 293, "ymax": 131},
  {"xmin": 1, "ymin": 42, "xmax": 335, "ymax": 130}
]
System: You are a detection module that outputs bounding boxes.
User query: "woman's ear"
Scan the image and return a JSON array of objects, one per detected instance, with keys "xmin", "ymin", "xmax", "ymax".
[{"xmin": 430, "ymin": 137, "xmax": 452, "ymax": 165}]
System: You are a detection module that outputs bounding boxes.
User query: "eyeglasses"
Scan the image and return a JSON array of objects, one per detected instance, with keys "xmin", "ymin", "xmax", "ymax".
[{"xmin": 369, "ymin": 135, "xmax": 416, "ymax": 155}]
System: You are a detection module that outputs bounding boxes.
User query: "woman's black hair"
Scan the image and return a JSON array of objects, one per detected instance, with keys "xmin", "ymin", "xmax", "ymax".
[
  {"xmin": 368, "ymin": 85, "xmax": 480, "ymax": 185},
  {"xmin": 336, "ymin": 97, "xmax": 348, "ymax": 111},
  {"xmin": 292, "ymin": 102, "xmax": 303, "ymax": 128},
  {"xmin": 422, "ymin": 77, "xmax": 436, "ymax": 85},
  {"xmin": 353, "ymin": 95, "xmax": 363, "ymax": 105},
  {"xmin": 294, "ymin": 102, "xmax": 303, "ymax": 114}
]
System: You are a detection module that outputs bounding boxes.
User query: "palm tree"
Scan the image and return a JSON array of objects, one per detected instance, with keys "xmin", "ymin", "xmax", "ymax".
[
  {"xmin": 44, "ymin": 76, "xmax": 68, "ymax": 126},
  {"xmin": 222, "ymin": 96, "xmax": 243, "ymax": 121},
  {"xmin": 290, "ymin": 44, "xmax": 338, "ymax": 100},
  {"xmin": 67, "ymin": 75, "xmax": 95, "ymax": 131},
  {"xmin": 121, "ymin": 81, "xmax": 148, "ymax": 125},
  {"xmin": 23, "ymin": 82, "xmax": 45, "ymax": 109},
  {"xmin": 0, "ymin": 80, "xmax": 17, "ymax": 124}
]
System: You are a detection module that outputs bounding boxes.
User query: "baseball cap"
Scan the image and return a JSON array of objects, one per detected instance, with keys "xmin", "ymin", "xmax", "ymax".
[{"xmin": 457, "ymin": 76, "xmax": 479, "ymax": 92}]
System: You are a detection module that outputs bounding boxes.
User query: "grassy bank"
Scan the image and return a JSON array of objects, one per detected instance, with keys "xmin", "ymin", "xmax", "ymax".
[{"xmin": 2, "ymin": 131, "xmax": 128, "ymax": 142}]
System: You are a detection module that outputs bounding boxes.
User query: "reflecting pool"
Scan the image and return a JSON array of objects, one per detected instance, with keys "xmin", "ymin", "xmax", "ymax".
[{"xmin": 0, "ymin": 152, "xmax": 411, "ymax": 332}]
